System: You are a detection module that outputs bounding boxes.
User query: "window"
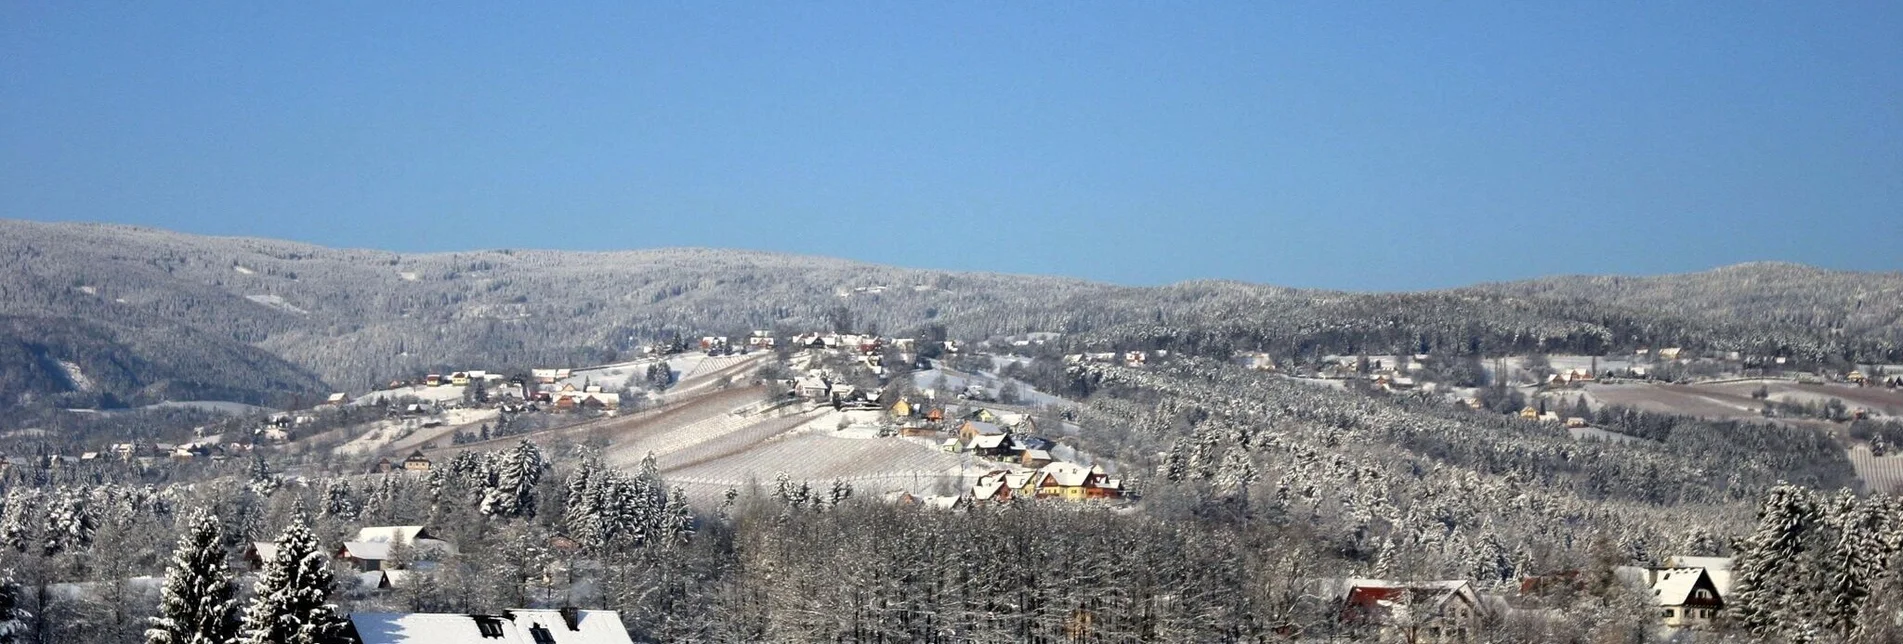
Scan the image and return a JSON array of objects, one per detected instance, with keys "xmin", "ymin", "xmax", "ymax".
[
  {"xmin": 528, "ymin": 624, "xmax": 557, "ymax": 644},
  {"xmin": 1695, "ymin": 589, "xmax": 1712, "ymax": 600},
  {"xmin": 474, "ymin": 616, "xmax": 506, "ymax": 638}
]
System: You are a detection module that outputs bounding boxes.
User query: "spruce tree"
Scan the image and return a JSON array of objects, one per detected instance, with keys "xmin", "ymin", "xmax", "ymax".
[
  {"xmin": 0, "ymin": 569, "xmax": 25, "ymax": 644},
  {"xmin": 236, "ymin": 514, "xmax": 345, "ymax": 644},
  {"xmin": 147, "ymin": 508, "xmax": 238, "ymax": 644},
  {"xmin": 1824, "ymin": 496, "xmax": 1887, "ymax": 637},
  {"xmin": 1731, "ymin": 484, "xmax": 1823, "ymax": 634}
]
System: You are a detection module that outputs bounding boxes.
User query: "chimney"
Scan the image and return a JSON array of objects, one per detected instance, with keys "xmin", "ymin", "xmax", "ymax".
[{"xmin": 559, "ymin": 606, "xmax": 580, "ymax": 631}]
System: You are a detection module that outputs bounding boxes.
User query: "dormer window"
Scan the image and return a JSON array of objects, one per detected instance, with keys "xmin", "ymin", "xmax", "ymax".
[
  {"xmin": 1695, "ymin": 589, "xmax": 1712, "ymax": 600},
  {"xmin": 474, "ymin": 616, "xmax": 506, "ymax": 638}
]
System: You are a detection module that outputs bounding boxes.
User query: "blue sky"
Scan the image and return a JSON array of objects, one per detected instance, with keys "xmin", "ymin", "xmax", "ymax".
[{"xmin": 3, "ymin": 3, "xmax": 1898, "ymax": 290}]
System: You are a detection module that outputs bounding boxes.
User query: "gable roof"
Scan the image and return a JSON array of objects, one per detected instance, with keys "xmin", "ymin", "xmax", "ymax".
[
  {"xmin": 967, "ymin": 434, "xmax": 1012, "ymax": 450},
  {"xmin": 1038, "ymin": 462, "xmax": 1092, "ymax": 487},
  {"xmin": 1664, "ymin": 556, "xmax": 1734, "ymax": 596},
  {"xmin": 349, "ymin": 609, "xmax": 632, "ymax": 644},
  {"xmin": 354, "ymin": 526, "xmax": 432, "ymax": 543}
]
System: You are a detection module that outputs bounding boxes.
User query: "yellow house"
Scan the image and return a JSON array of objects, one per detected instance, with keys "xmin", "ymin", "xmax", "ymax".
[
  {"xmin": 449, "ymin": 372, "xmax": 471, "ymax": 386},
  {"xmin": 891, "ymin": 399, "xmax": 913, "ymax": 418},
  {"xmin": 1519, "ymin": 406, "xmax": 1540, "ymax": 420}
]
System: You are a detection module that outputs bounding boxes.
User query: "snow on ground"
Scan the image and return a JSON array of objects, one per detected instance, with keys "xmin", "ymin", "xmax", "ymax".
[
  {"xmin": 138, "ymin": 400, "xmax": 274, "ymax": 415},
  {"xmin": 1702, "ymin": 380, "xmax": 1903, "ymax": 417},
  {"xmin": 1582, "ymin": 383, "xmax": 1762, "ymax": 419},
  {"xmin": 912, "ymin": 365, "xmax": 1070, "ymax": 407},
  {"xmin": 555, "ymin": 353, "xmax": 759, "ymax": 397},
  {"xmin": 244, "ymin": 294, "xmax": 309, "ymax": 315},
  {"xmin": 1849, "ymin": 446, "xmax": 1903, "ymax": 494},
  {"xmin": 1568, "ymin": 426, "xmax": 1652, "ymax": 445},
  {"xmin": 354, "ymin": 384, "xmax": 467, "ymax": 406},
  {"xmin": 233, "ymin": 265, "xmax": 255, "ymax": 275},
  {"xmin": 56, "ymin": 360, "xmax": 93, "ymax": 392},
  {"xmin": 666, "ymin": 432, "xmax": 993, "ymax": 504},
  {"xmin": 337, "ymin": 408, "xmax": 498, "ymax": 456}
]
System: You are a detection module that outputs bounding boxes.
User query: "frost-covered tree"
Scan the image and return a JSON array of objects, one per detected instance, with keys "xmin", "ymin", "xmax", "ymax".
[
  {"xmin": 236, "ymin": 514, "xmax": 344, "ymax": 644},
  {"xmin": 146, "ymin": 508, "xmax": 237, "ymax": 644},
  {"xmin": 480, "ymin": 441, "xmax": 544, "ymax": 519},
  {"xmin": 1731, "ymin": 484, "xmax": 1823, "ymax": 635}
]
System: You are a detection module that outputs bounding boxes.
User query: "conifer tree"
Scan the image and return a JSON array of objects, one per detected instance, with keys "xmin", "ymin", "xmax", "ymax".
[
  {"xmin": 147, "ymin": 508, "xmax": 237, "ymax": 644},
  {"xmin": 1731, "ymin": 484, "xmax": 1823, "ymax": 634},
  {"xmin": 236, "ymin": 514, "xmax": 344, "ymax": 644},
  {"xmin": 0, "ymin": 569, "xmax": 25, "ymax": 644}
]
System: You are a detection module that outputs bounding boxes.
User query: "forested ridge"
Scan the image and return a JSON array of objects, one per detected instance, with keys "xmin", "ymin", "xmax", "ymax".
[{"xmin": 1, "ymin": 218, "xmax": 1898, "ymax": 417}]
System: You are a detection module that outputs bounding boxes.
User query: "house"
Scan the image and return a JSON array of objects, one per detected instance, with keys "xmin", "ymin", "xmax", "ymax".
[
  {"xmin": 897, "ymin": 422, "xmax": 939, "ymax": 438},
  {"xmin": 795, "ymin": 376, "xmax": 831, "ymax": 401},
  {"xmin": 966, "ymin": 433, "xmax": 1017, "ymax": 458},
  {"xmin": 372, "ymin": 458, "xmax": 397, "ymax": 474},
  {"xmin": 1564, "ymin": 417, "xmax": 1590, "ymax": 428},
  {"xmin": 1658, "ymin": 348, "xmax": 1683, "ymax": 360},
  {"xmin": 325, "ymin": 392, "xmax": 350, "ymax": 406},
  {"xmin": 1031, "ymin": 462, "xmax": 1122, "ymax": 501},
  {"xmin": 1339, "ymin": 579, "xmax": 1481, "ymax": 643},
  {"xmin": 531, "ymin": 368, "xmax": 572, "ymax": 384},
  {"xmin": 450, "ymin": 372, "xmax": 471, "ymax": 386},
  {"xmin": 957, "ymin": 420, "xmax": 1004, "ymax": 443},
  {"xmin": 244, "ymin": 542, "xmax": 279, "ymax": 569},
  {"xmin": 890, "ymin": 399, "xmax": 913, "ymax": 418},
  {"xmin": 1019, "ymin": 449, "xmax": 1054, "ymax": 468},
  {"xmin": 1518, "ymin": 407, "xmax": 1540, "ymax": 420},
  {"xmin": 1616, "ymin": 565, "xmax": 1725, "ymax": 628},
  {"xmin": 346, "ymin": 608, "xmax": 634, "ymax": 644},
  {"xmin": 1537, "ymin": 412, "xmax": 1561, "ymax": 423},
  {"xmin": 337, "ymin": 526, "xmax": 456, "ymax": 572},
  {"xmin": 747, "ymin": 331, "xmax": 776, "ymax": 348},
  {"xmin": 402, "ymin": 450, "xmax": 432, "ymax": 472}
]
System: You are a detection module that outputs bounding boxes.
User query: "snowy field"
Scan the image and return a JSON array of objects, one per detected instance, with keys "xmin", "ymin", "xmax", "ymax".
[
  {"xmin": 1584, "ymin": 380, "xmax": 1902, "ymax": 421},
  {"xmin": 666, "ymin": 433, "xmax": 990, "ymax": 504},
  {"xmin": 911, "ymin": 366, "xmax": 1070, "ymax": 407},
  {"xmin": 335, "ymin": 408, "xmax": 498, "ymax": 456},
  {"xmin": 1848, "ymin": 446, "xmax": 1903, "ymax": 494}
]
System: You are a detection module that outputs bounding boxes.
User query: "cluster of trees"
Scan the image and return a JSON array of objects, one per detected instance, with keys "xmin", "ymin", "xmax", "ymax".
[{"xmin": 1729, "ymin": 485, "xmax": 1903, "ymax": 642}]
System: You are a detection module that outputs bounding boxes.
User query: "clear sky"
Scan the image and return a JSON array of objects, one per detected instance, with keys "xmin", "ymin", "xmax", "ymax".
[{"xmin": 3, "ymin": 3, "xmax": 1898, "ymax": 290}]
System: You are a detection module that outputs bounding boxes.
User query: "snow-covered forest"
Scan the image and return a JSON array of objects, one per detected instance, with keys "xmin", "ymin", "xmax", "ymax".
[{"xmin": 2, "ymin": 220, "xmax": 1899, "ymax": 424}]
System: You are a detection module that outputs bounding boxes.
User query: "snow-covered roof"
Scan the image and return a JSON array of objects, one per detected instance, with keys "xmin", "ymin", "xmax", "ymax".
[
  {"xmin": 349, "ymin": 609, "xmax": 633, "ymax": 644},
  {"xmin": 967, "ymin": 434, "xmax": 1011, "ymax": 450},
  {"xmin": 963, "ymin": 420, "xmax": 1003, "ymax": 435},
  {"xmin": 1038, "ymin": 462, "xmax": 1092, "ymax": 487},
  {"xmin": 1665, "ymin": 556, "xmax": 1734, "ymax": 596},
  {"xmin": 354, "ymin": 526, "xmax": 430, "ymax": 543},
  {"xmin": 251, "ymin": 541, "xmax": 279, "ymax": 564}
]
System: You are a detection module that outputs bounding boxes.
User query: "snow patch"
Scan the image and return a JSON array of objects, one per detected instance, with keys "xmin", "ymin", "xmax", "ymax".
[
  {"xmin": 76, "ymin": 286, "xmax": 96, "ymax": 295},
  {"xmin": 56, "ymin": 360, "xmax": 93, "ymax": 392},
  {"xmin": 245, "ymin": 294, "xmax": 309, "ymax": 315},
  {"xmin": 233, "ymin": 265, "xmax": 256, "ymax": 275},
  {"xmin": 399, "ymin": 271, "xmax": 420, "ymax": 281}
]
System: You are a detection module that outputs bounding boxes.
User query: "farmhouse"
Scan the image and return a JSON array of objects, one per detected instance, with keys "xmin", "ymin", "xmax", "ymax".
[
  {"xmin": 1338, "ymin": 579, "xmax": 1481, "ymax": 643},
  {"xmin": 1031, "ymin": 462, "xmax": 1123, "ymax": 501},
  {"xmin": 402, "ymin": 450, "xmax": 432, "ymax": 472},
  {"xmin": 336, "ymin": 526, "xmax": 457, "ymax": 572},
  {"xmin": 966, "ymin": 433, "xmax": 1017, "ymax": 458},
  {"xmin": 1617, "ymin": 565, "xmax": 1725, "ymax": 628},
  {"xmin": 346, "ymin": 608, "xmax": 634, "ymax": 644}
]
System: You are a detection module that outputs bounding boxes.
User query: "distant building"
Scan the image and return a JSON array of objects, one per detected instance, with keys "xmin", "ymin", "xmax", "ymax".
[
  {"xmin": 402, "ymin": 450, "xmax": 432, "ymax": 472},
  {"xmin": 1338, "ymin": 579, "xmax": 1481, "ymax": 643}
]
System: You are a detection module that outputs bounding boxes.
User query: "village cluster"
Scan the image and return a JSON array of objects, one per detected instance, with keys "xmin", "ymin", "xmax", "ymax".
[{"xmin": 1324, "ymin": 555, "xmax": 1736, "ymax": 641}]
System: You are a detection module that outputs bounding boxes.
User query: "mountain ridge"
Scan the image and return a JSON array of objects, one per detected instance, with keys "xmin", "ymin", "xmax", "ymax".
[{"xmin": 1, "ymin": 218, "xmax": 1898, "ymax": 419}]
